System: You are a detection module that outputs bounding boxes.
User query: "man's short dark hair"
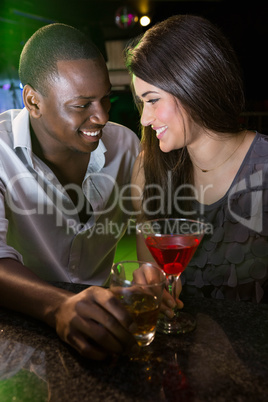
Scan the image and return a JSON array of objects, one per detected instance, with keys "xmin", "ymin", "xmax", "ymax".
[{"xmin": 19, "ymin": 23, "xmax": 102, "ymax": 95}]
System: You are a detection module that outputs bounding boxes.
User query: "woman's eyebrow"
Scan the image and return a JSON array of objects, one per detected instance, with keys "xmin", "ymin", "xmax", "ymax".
[{"xmin": 140, "ymin": 90, "xmax": 159, "ymax": 98}]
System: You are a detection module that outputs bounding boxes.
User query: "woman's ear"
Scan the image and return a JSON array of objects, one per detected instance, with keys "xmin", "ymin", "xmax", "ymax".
[{"xmin": 22, "ymin": 85, "xmax": 42, "ymax": 118}]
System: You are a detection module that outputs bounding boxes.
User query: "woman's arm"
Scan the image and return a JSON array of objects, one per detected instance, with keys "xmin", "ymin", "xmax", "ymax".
[
  {"xmin": 131, "ymin": 153, "xmax": 158, "ymax": 263},
  {"xmin": 130, "ymin": 153, "xmax": 183, "ymax": 314}
]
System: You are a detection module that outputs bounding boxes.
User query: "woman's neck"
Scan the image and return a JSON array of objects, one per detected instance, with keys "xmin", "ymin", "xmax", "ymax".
[
  {"xmin": 187, "ymin": 130, "xmax": 246, "ymax": 174},
  {"xmin": 188, "ymin": 130, "xmax": 256, "ymax": 205}
]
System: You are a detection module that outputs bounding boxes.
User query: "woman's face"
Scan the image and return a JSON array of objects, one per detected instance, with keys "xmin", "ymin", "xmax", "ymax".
[{"xmin": 133, "ymin": 76, "xmax": 200, "ymax": 152}]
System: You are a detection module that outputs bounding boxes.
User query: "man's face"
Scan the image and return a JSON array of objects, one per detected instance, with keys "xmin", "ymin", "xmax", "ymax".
[{"xmin": 33, "ymin": 57, "xmax": 111, "ymax": 155}]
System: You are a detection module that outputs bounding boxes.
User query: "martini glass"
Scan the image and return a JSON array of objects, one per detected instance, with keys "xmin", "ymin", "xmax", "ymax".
[{"xmin": 136, "ymin": 218, "xmax": 206, "ymax": 335}]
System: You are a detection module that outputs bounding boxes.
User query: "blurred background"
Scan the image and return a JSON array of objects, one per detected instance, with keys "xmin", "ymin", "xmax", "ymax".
[{"xmin": 0, "ymin": 0, "xmax": 268, "ymax": 135}]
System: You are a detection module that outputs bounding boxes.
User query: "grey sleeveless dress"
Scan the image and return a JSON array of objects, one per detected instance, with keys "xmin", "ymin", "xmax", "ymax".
[{"xmin": 181, "ymin": 132, "xmax": 268, "ymax": 303}]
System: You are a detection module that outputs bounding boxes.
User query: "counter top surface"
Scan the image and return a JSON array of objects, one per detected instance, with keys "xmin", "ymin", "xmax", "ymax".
[{"xmin": 0, "ymin": 283, "xmax": 267, "ymax": 402}]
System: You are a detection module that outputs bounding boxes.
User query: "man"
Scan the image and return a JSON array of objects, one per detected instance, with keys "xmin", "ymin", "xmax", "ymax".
[{"xmin": 0, "ymin": 23, "xmax": 141, "ymax": 360}]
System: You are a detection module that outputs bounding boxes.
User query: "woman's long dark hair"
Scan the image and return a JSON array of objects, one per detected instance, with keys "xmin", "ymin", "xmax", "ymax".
[{"xmin": 125, "ymin": 14, "xmax": 245, "ymax": 219}]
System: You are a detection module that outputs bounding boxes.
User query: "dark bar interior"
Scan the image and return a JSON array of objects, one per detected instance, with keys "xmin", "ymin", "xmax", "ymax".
[
  {"xmin": 1, "ymin": 0, "xmax": 268, "ymax": 133},
  {"xmin": 0, "ymin": 1, "xmax": 267, "ymax": 401}
]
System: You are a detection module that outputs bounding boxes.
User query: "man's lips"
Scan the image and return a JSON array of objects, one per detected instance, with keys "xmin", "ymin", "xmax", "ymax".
[
  {"xmin": 80, "ymin": 129, "xmax": 101, "ymax": 137},
  {"xmin": 79, "ymin": 129, "xmax": 103, "ymax": 142}
]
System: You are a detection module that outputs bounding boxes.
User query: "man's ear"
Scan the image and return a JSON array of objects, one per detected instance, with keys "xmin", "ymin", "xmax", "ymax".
[{"xmin": 22, "ymin": 85, "xmax": 42, "ymax": 118}]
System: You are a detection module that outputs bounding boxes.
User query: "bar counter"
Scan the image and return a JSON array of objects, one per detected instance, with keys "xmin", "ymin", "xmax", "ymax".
[{"xmin": 0, "ymin": 283, "xmax": 267, "ymax": 402}]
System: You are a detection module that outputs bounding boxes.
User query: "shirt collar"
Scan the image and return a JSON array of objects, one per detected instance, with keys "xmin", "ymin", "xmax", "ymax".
[
  {"xmin": 12, "ymin": 107, "xmax": 107, "ymax": 173},
  {"xmin": 86, "ymin": 135, "xmax": 107, "ymax": 174},
  {"xmin": 12, "ymin": 108, "xmax": 32, "ymax": 150}
]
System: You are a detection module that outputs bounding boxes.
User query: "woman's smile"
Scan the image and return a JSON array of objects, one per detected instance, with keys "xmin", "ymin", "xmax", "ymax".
[{"xmin": 152, "ymin": 125, "xmax": 168, "ymax": 139}]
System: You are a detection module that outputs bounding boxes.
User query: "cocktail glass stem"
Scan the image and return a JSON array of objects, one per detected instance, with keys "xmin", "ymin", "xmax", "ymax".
[
  {"xmin": 157, "ymin": 274, "xmax": 196, "ymax": 335},
  {"xmin": 166, "ymin": 274, "xmax": 179, "ymax": 302}
]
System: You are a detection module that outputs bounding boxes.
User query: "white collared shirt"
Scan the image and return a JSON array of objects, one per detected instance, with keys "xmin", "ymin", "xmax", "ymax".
[{"xmin": 0, "ymin": 108, "xmax": 140, "ymax": 285}]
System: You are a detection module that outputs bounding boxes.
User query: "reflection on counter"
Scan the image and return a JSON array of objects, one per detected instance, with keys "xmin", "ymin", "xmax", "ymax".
[
  {"xmin": 0, "ymin": 287, "xmax": 267, "ymax": 401},
  {"xmin": 0, "ymin": 340, "xmax": 48, "ymax": 402}
]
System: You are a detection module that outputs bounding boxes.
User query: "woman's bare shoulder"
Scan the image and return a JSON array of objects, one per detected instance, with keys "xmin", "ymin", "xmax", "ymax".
[{"xmin": 131, "ymin": 151, "xmax": 145, "ymax": 213}]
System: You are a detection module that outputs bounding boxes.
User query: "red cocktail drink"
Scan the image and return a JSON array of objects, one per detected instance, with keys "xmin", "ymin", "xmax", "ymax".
[
  {"xmin": 145, "ymin": 235, "xmax": 201, "ymax": 276},
  {"xmin": 137, "ymin": 219, "xmax": 206, "ymax": 335}
]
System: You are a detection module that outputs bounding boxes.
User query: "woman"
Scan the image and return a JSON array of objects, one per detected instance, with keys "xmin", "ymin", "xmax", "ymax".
[{"xmin": 126, "ymin": 15, "xmax": 268, "ymax": 303}]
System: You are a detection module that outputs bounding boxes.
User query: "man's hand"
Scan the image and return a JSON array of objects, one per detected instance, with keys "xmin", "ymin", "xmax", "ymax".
[{"xmin": 54, "ymin": 286, "xmax": 138, "ymax": 360}]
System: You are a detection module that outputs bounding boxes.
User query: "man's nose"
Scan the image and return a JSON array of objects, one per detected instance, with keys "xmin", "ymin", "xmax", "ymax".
[{"xmin": 89, "ymin": 102, "xmax": 110, "ymax": 125}]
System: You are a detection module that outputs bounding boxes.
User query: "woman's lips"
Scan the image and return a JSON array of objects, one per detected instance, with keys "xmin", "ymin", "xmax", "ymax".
[{"xmin": 154, "ymin": 125, "xmax": 168, "ymax": 140}]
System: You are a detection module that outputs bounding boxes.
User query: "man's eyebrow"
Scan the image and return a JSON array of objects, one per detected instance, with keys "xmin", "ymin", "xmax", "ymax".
[
  {"xmin": 73, "ymin": 95, "xmax": 95, "ymax": 100},
  {"xmin": 72, "ymin": 91, "xmax": 112, "ymax": 101},
  {"xmin": 72, "ymin": 86, "xmax": 112, "ymax": 101}
]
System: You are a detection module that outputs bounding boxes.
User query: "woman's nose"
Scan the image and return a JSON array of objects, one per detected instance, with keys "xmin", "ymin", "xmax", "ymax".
[{"xmin": 140, "ymin": 105, "xmax": 154, "ymax": 127}]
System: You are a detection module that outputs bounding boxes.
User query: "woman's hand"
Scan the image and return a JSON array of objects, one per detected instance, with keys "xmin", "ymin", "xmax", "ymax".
[
  {"xmin": 160, "ymin": 278, "xmax": 184, "ymax": 318},
  {"xmin": 54, "ymin": 286, "xmax": 138, "ymax": 360}
]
